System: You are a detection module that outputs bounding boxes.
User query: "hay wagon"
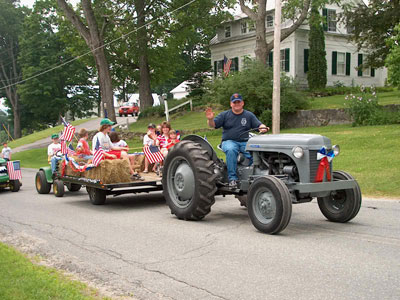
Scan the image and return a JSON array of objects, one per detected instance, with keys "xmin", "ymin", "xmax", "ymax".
[{"xmin": 35, "ymin": 154, "xmax": 163, "ymax": 205}]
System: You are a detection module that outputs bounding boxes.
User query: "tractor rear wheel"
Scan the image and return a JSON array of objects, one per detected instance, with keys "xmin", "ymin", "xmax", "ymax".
[
  {"xmin": 66, "ymin": 183, "xmax": 81, "ymax": 192},
  {"xmin": 53, "ymin": 180, "xmax": 65, "ymax": 197},
  {"xmin": 10, "ymin": 180, "xmax": 21, "ymax": 192},
  {"xmin": 247, "ymin": 176, "xmax": 292, "ymax": 234},
  {"xmin": 317, "ymin": 171, "xmax": 362, "ymax": 223},
  {"xmin": 163, "ymin": 140, "xmax": 217, "ymax": 220},
  {"xmin": 35, "ymin": 170, "xmax": 51, "ymax": 194},
  {"xmin": 87, "ymin": 187, "xmax": 106, "ymax": 205}
]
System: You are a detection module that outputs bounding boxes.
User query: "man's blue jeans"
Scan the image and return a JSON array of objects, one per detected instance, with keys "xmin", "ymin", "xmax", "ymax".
[
  {"xmin": 221, "ymin": 140, "xmax": 252, "ymax": 181},
  {"xmin": 51, "ymin": 156, "xmax": 62, "ymax": 173}
]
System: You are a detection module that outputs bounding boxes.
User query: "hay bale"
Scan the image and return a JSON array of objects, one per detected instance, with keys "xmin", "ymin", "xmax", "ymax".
[
  {"xmin": 62, "ymin": 158, "xmax": 132, "ymax": 183},
  {"xmin": 130, "ymin": 154, "xmax": 145, "ymax": 172},
  {"xmin": 84, "ymin": 159, "xmax": 131, "ymax": 183}
]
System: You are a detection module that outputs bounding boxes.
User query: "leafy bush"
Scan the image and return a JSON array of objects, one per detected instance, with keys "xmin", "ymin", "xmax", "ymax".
[
  {"xmin": 345, "ymin": 86, "xmax": 400, "ymax": 126},
  {"xmin": 137, "ymin": 105, "xmax": 165, "ymax": 119},
  {"xmin": 205, "ymin": 60, "xmax": 307, "ymax": 127},
  {"xmin": 309, "ymin": 86, "xmax": 394, "ymax": 98}
]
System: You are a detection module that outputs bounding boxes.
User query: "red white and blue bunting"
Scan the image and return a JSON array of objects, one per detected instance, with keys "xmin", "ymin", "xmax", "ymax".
[{"xmin": 314, "ymin": 147, "xmax": 335, "ymax": 182}]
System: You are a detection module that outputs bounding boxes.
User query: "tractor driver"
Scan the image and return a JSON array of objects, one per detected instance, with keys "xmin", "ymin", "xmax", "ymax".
[{"xmin": 206, "ymin": 93, "xmax": 269, "ymax": 188}]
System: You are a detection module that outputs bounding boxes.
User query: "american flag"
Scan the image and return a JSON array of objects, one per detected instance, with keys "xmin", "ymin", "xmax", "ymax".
[
  {"xmin": 7, "ymin": 161, "xmax": 22, "ymax": 180},
  {"xmin": 93, "ymin": 138, "xmax": 104, "ymax": 167},
  {"xmin": 223, "ymin": 55, "xmax": 232, "ymax": 77},
  {"xmin": 143, "ymin": 145, "xmax": 164, "ymax": 164},
  {"xmin": 60, "ymin": 117, "xmax": 76, "ymax": 142},
  {"xmin": 60, "ymin": 140, "xmax": 75, "ymax": 155}
]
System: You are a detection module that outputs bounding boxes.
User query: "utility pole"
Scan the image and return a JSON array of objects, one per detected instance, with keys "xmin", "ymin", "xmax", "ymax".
[{"xmin": 272, "ymin": 0, "xmax": 281, "ymax": 134}]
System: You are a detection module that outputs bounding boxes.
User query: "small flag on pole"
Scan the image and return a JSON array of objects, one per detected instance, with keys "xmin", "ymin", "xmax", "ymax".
[
  {"xmin": 93, "ymin": 138, "xmax": 104, "ymax": 167},
  {"xmin": 143, "ymin": 145, "xmax": 164, "ymax": 164},
  {"xmin": 61, "ymin": 140, "xmax": 67, "ymax": 155},
  {"xmin": 7, "ymin": 161, "xmax": 22, "ymax": 180},
  {"xmin": 223, "ymin": 55, "xmax": 232, "ymax": 77},
  {"xmin": 60, "ymin": 117, "xmax": 76, "ymax": 142}
]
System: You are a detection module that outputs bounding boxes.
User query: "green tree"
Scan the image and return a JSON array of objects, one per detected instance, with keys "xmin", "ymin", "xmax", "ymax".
[
  {"xmin": 307, "ymin": 4, "xmax": 327, "ymax": 90},
  {"xmin": 386, "ymin": 24, "xmax": 400, "ymax": 87},
  {"xmin": 344, "ymin": 0, "xmax": 400, "ymax": 68},
  {"xmin": 238, "ymin": 0, "xmax": 338, "ymax": 64},
  {"xmin": 18, "ymin": 0, "xmax": 96, "ymax": 129},
  {"xmin": 0, "ymin": 0, "xmax": 27, "ymax": 138}
]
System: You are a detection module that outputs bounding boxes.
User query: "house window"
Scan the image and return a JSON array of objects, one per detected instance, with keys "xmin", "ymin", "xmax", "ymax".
[
  {"xmin": 241, "ymin": 22, "xmax": 248, "ymax": 34},
  {"xmin": 266, "ymin": 15, "xmax": 274, "ymax": 27},
  {"xmin": 268, "ymin": 48, "xmax": 290, "ymax": 72},
  {"xmin": 323, "ymin": 8, "xmax": 336, "ymax": 32},
  {"xmin": 249, "ymin": 22, "xmax": 255, "ymax": 32},
  {"xmin": 358, "ymin": 53, "xmax": 375, "ymax": 77},
  {"xmin": 332, "ymin": 51, "xmax": 351, "ymax": 76},
  {"xmin": 225, "ymin": 26, "xmax": 231, "ymax": 38}
]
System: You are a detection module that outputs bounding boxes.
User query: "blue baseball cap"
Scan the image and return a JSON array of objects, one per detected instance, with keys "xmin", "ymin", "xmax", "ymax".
[{"xmin": 230, "ymin": 93, "xmax": 243, "ymax": 102}]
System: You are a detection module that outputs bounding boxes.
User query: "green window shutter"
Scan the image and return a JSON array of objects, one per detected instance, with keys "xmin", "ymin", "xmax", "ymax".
[
  {"xmin": 358, "ymin": 54, "xmax": 363, "ymax": 77},
  {"xmin": 304, "ymin": 49, "xmax": 309, "ymax": 73},
  {"xmin": 323, "ymin": 8, "xmax": 328, "ymax": 31},
  {"xmin": 332, "ymin": 51, "xmax": 337, "ymax": 75},
  {"xmin": 234, "ymin": 57, "xmax": 239, "ymax": 71},
  {"xmin": 268, "ymin": 51, "xmax": 273, "ymax": 67},
  {"xmin": 371, "ymin": 68, "xmax": 375, "ymax": 77},
  {"xmin": 346, "ymin": 52, "xmax": 351, "ymax": 76},
  {"xmin": 220, "ymin": 60, "xmax": 224, "ymax": 73},
  {"xmin": 213, "ymin": 61, "xmax": 217, "ymax": 77},
  {"xmin": 285, "ymin": 48, "xmax": 290, "ymax": 72}
]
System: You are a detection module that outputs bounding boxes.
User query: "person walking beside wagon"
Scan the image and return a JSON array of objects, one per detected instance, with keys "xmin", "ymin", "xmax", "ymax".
[{"xmin": 1, "ymin": 142, "xmax": 12, "ymax": 161}]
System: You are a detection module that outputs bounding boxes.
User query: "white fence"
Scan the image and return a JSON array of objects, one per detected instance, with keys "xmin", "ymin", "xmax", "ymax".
[{"xmin": 164, "ymin": 99, "xmax": 193, "ymax": 122}]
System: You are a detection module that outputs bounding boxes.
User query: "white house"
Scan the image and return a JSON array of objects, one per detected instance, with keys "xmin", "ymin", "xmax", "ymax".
[
  {"xmin": 128, "ymin": 93, "xmax": 160, "ymax": 106},
  {"xmin": 170, "ymin": 81, "xmax": 190, "ymax": 99},
  {"xmin": 210, "ymin": 0, "xmax": 387, "ymax": 87}
]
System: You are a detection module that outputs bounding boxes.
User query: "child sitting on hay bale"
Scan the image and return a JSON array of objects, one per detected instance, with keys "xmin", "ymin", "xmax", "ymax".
[
  {"xmin": 92, "ymin": 118, "xmax": 142, "ymax": 181},
  {"xmin": 76, "ymin": 128, "xmax": 93, "ymax": 162}
]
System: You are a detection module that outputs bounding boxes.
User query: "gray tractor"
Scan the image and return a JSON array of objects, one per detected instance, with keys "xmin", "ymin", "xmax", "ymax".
[{"xmin": 162, "ymin": 134, "xmax": 361, "ymax": 234}]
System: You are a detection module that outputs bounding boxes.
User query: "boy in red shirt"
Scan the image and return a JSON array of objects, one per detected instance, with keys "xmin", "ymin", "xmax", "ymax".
[{"xmin": 166, "ymin": 130, "xmax": 180, "ymax": 150}]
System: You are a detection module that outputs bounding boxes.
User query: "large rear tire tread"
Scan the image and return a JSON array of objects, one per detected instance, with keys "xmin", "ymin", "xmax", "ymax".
[
  {"xmin": 317, "ymin": 170, "xmax": 362, "ymax": 223},
  {"xmin": 248, "ymin": 176, "xmax": 292, "ymax": 234},
  {"xmin": 35, "ymin": 171, "xmax": 51, "ymax": 194},
  {"xmin": 163, "ymin": 140, "xmax": 217, "ymax": 221}
]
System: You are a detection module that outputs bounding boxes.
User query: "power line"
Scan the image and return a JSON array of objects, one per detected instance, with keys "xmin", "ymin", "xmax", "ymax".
[{"xmin": 0, "ymin": 0, "xmax": 198, "ymax": 91}]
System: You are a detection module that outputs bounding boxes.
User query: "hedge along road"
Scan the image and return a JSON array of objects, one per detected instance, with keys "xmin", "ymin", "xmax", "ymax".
[{"xmin": 1, "ymin": 168, "xmax": 400, "ymax": 300}]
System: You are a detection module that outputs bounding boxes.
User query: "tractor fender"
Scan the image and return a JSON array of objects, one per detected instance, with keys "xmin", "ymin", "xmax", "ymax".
[
  {"xmin": 39, "ymin": 166, "xmax": 53, "ymax": 184},
  {"xmin": 182, "ymin": 135, "xmax": 220, "ymax": 163}
]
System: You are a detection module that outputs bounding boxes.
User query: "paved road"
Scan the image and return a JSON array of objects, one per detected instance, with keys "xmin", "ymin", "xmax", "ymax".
[
  {"xmin": 1, "ymin": 168, "xmax": 399, "ymax": 300},
  {"xmin": 12, "ymin": 115, "xmax": 136, "ymax": 153}
]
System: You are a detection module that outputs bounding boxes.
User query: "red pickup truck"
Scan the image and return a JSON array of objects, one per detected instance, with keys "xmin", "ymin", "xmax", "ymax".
[{"xmin": 118, "ymin": 102, "xmax": 139, "ymax": 117}]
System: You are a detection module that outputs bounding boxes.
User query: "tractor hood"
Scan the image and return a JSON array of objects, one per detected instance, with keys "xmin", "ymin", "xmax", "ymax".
[{"xmin": 246, "ymin": 134, "xmax": 332, "ymax": 151}]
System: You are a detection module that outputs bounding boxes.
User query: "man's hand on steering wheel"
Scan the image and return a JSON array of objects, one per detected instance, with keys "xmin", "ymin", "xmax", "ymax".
[{"xmin": 258, "ymin": 124, "xmax": 270, "ymax": 134}]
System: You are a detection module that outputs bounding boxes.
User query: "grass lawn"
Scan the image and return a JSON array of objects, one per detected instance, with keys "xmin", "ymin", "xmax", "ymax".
[
  {"xmin": 0, "ymin": 242, "xmax": 107, "ymax": 300},
  {"xmin": 6, "ymin": 118, "xmax": 94, "ymax": 149},
  {"xmin": 308, "ymin": 89, "xmax": 400, "ymax": 110}
]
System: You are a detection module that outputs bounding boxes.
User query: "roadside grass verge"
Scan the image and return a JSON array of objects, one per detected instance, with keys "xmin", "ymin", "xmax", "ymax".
[
  {"xmin": 7, "ymin": 118, "xmax": 94, "ymax": 149},
  {"xmin": 0, "ymin": 242, "xmax": 107, "ymax": 300},
  {"xmin": 12, "ymin": 148, "xmax": 48, "ymax": 169},
  {"xmin": 308, "ymin": 89, "xmax": 400, "ymax": 110}
]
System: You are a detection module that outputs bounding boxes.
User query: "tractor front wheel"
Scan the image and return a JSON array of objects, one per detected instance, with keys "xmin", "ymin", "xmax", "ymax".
[
  {"xmin": 247, "ymin": 176, "xmax": 292, "ymax": 234},
  {"xmin": 163, "ymin": 140, "xmax": 217, "ymax": 220},
  {"xmin": 53, "ymin": 180, "xmax": 65, "ymax": 197},
  {"xmin": 317, "ymin": 171, "xmax": 362, "ymax": 223}
]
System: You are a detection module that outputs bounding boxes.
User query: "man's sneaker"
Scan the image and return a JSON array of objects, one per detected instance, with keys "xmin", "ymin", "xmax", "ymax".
[{"xmin": 229, "ymin": 180, "xmax": 237, "ymax": 189}]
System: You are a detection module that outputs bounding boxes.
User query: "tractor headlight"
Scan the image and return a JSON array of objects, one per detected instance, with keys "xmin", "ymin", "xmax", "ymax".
[
  {"xmin": 332, "ymin": 145, "xmax": 340, "ymax": 156},
  {"xmin": 292, "ymin": 146, "xmax": 304, "ymax": 158}
]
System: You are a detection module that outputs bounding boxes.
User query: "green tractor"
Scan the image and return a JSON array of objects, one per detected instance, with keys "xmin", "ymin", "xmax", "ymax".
[
  {"xmin": 35, "ymin": 165, "xmax": 81, "ymax": 197},
  {"xmin": 0, "ymin": 158, "xmax": 21, "ymax": 192}
]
